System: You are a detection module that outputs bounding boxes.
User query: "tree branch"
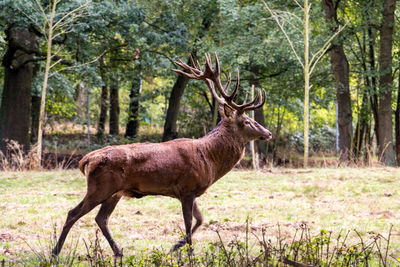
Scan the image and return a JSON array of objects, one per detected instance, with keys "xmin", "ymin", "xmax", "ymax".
[
  {"xmin": 14, "ymin": 43, "xmax": 73, "ymax": 66},
  {"xmin": 309, "ymin": 23, "xmax": 347, "ymax": 75},
  {"xmin": 262, "ymin": 0, "xmax": 305, "ymax": 69}
]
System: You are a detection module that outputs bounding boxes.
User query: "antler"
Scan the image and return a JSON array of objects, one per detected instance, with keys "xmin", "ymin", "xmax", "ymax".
[{"xmin": 173, "ymin": 53, "xmax": 265, "ymax": 113}]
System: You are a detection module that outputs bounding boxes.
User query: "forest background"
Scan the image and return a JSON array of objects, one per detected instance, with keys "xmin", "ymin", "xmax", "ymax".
[
  {"xmin": 2, "ymin": 1, "xmax": 400, "ymax": 265},
  {"xmin": 0, "ymin": 0, "xmax": 399, "ymax": 168}
]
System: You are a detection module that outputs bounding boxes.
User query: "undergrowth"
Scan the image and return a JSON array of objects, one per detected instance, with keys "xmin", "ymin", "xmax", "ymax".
[
  {"xmin": 0, "ymin": 139, "xmax": 77, "ymax": 170},
  {"xmin": 3, "ymin": 223, "xmax": 399, "ymax": 266}
]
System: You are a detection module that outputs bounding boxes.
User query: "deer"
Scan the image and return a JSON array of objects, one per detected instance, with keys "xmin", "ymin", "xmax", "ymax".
[{"xmin": 52, "ymin": 53, "xmax": 272, "ymax": 257}]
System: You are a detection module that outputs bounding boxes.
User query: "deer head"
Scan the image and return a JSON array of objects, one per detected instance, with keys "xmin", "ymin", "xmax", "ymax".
[{"xmin": 173, "ymin": 53, "xmax": 272, "ymax": 143}]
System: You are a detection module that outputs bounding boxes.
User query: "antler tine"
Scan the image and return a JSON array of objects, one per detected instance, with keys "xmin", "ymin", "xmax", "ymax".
[
  {"xmin": 252, "ymin": 89, "xmax": 266, "ymax": 109},
  {"xmin": 175, "ymin": 59, "xmax": 188, "ymax": 69},
  {"xmin": 223, "ymin": 73, "xmax": 232, "ymax": 97},
  {"xmin": 189, "ymin": 55, "xmax": 196, "ymax": 68},
  {"xmin": 206, "ymin": 78, "xmax": 226, "ymax": 105},
  {"xmin": 203, "ymin": 53, "xmax": 214, "ymax": 79},
  {"xmin": 175, "ymin": 60, "xmax": 195, "ymax": 74},
  {"xmin": 227, "ymin": 86, "xmax": 261, "ymax": 112},
  {"xmin": 173, "ymin": 56, "xmax": 206, "ymax": 80},
  {"xmin": 225, "ymin": 69, "xmax": 240, "ymax": 101},
  {"xmin": 172, "ymin": 69, "xmax": 199, "ymax": 79},
  {"xmin": 182, "ymin": 58, "xmax": 202, "ymax": 75},
  {"xmin": 174, "ymin": 53, "xmax": 266, "ymax": 112},
  {"xmin": 208, "ymin": 53, "xmax": 231, "ymax": 99},
  {"xmin": 173, "ymin": 67, "xmax": 201, "ymax": 80},
  {"xmin": 196, "ymin": 59, "xmax": 201, "ymax": 70},
  {"xmin": 242, "ymin": 89, "xmax": 266, "ymax": 112},
  {"xmin": 214, "ymin": 52, "xmax": 221, "ymax": 76},
  {"xmin": 204, "ymin": 53, "xmax": 210, "ymax": 70},
  {"xmin": 188, "ymin": 56, "xmax": 202, "ymax": 74}
]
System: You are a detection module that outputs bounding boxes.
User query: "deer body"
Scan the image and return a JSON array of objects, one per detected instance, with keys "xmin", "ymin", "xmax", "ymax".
[
  {"xmin": 81, "ymin": 121, "xmax": 245, "ymax": 200},
  {"xmin": 52, "ymin": 53, "xmax": 271, "ymax": 257}
]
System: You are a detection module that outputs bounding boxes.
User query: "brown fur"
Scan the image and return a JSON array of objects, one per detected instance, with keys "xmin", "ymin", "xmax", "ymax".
[
  {"xmin": 52, "ymin": 54, "xmax": 272, "ymax": 257},
  {"xmin": 79, "ymin": 119, "xmax": 262, "ymax": 199}
]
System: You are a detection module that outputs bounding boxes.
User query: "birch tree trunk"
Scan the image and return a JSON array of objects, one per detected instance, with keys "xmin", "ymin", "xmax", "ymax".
[
  {"xmin": 37, "ymin": 1, "xmax": 57, "ymax": 170},
  {"xmin": 303, "ymin": 0, "xmax": 310, "ymax": 168}
]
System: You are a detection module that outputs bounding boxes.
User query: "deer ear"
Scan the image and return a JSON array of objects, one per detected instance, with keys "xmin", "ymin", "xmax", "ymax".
[{"xmin": 219, "ymin": 104, "xmax": 235, "ymax": 118}]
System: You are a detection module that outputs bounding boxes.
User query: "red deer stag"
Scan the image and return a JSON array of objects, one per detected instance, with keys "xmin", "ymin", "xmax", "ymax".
[{"xmin": 52, "ymin": 53, "xmax": 272, "ymax": 257}]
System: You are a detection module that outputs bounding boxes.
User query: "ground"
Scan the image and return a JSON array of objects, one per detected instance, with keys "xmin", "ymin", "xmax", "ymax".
[{"xmin": 0, "ymin": 167, "xmax": 399, "ymax": 262}]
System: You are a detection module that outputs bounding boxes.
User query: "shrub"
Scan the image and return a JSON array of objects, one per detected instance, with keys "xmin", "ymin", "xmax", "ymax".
[{"xmin": 7, "ymin": 223, "xmax": 398, "ymax": 266}]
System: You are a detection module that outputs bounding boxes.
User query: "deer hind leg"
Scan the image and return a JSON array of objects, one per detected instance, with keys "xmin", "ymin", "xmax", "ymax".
[
  {"xmin": 52, "ymin": 193, "xmax": 103, "ymax": 256},
  {"xmin": 172, "ymin": 195, "xmax": 201, "ymax": 252},
  {"xmin": 95, "ymin": 194, "xmax": 122, "ymax": 256}
]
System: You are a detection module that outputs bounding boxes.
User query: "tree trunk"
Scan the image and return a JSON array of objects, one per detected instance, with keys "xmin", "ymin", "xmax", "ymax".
[
  {"xmin": 364, "ymin": 123, "xmax": 372, "ymax": 163},
  {"xmin": 395, "ymin": 71, "xmax": 400, "ymax": 164},
  {"xmin": 125, "ymin": 78, "xmax": 141, "ymax": 138},
  {"xmin": 272, "ymin": 106, "xmax": 285, "ymax": 163},
  {"xmin": 378, "ymin": 0, "xmax": 396, "ymax": 166},
  {"xmin": 162, "ymin": 10, "xmax": 213, "ymax": 142},
  {"xmin": 211, "ymin": 97, "xmax": 219, "ymax": 128},
  {"xmin": 249, "ymin": 69, "xmax": 267, "ymax": 161},
  {"xmin": 254, "ymin": 108, "xmax": 267, "ymax": 159},
  {"xmin": 0, "ymin": 27, "xmax": 36, "ymax": 153},
  {"xmin": 368, "ymin": 27, "xmax": 379, "ymax": 145},
  {"xmin": 353, "ymin": 30, "xmax": 370, "ymax": 160},
  {"xmin": 30, "ymin": 94, "xmax": 41, "ymax": 144},
  {"xmin": 109, "ymin": 80, "xmax": 119, "ymax": 135},
  {"xmin": 97, "ymin": 59, "xmax": 108, "ymax": 139},
  {"xmin": 75, "ymin": 82, "xmax": 87, "ymax": 122},
  {"xmin": 354, "ymin": 92, "xmax": 368, "ymax": 159},
  {"xmin": 162, "ymin": 73, "xmax": 189, "ymax": 141},
  {"xmin": 97, "ymin": 85, "xmax": 108, "ymax": 139},
  {"xmin": 322, "ymin": 0, "xmax": 353, "ymax": 162}
]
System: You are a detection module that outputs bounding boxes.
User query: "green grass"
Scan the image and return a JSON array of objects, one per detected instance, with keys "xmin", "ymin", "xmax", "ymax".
[{"xmin": 0, "ymin": 167, "xmax": 400, "ymax": 264}]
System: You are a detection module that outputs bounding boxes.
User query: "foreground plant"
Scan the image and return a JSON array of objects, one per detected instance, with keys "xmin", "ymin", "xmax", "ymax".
[{"xmin": 11, "ymin": 223, "xmax": 399, "ymax": 266}]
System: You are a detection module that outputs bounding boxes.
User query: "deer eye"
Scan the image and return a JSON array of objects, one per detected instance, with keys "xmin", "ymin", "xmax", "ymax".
[{"xmin": 244, "ymin": 120, "xmax": 251, "ymax": 125}]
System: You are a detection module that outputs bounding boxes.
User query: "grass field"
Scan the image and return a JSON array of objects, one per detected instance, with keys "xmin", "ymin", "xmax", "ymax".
[{"xmin": 1, "ymin": 167, "xmax": 400, "ymax": 264}]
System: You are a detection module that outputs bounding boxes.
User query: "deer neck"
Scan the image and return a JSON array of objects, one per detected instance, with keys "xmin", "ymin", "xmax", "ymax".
[{"xmin": 200, "ymin": 120, "xmax": 246, "ymax": 179}]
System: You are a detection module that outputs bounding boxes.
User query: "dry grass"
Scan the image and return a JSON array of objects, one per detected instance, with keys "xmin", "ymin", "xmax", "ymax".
[
  {"xmin": 0, "ymin": 167, "xmax": 400, "ymax": 262},
  {"xmin": 0, "ymin": 140, "xmax": 38, "ymax": 171}
]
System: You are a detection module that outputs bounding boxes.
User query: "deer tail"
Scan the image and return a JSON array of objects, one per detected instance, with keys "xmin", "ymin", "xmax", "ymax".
[{"xmin": 78, "ymin": 155, "xmax": 90, "ymax": 175}]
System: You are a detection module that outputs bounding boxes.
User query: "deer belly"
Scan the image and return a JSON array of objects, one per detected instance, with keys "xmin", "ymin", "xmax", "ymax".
[{"xmin": 122, "ymin": 169, "xmax": 211, "ymax": 198}]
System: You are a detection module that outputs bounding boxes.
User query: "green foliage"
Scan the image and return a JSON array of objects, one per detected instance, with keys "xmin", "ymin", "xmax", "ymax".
[{"xmin": 1, "ymin": 0, "xmax": 399, "ymax": 161}]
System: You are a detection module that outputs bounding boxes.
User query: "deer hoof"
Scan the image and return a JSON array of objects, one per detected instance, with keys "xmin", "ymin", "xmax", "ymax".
[
  {"xmin": 171, "ymin": 239, "xmax": 186, "ymax": 252},
  {"xmin": 113, "ymin": 247, "xmax": 123, "ymax": 258},
  {"xmin": 113, "ymin": 251, "xmax": 123, "ymax": 266}
]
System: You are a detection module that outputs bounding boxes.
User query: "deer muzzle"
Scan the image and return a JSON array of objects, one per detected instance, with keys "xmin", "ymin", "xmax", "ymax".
[{"xmin": 259, "ymin": 129, "xmax": 272, "ymax": 141}]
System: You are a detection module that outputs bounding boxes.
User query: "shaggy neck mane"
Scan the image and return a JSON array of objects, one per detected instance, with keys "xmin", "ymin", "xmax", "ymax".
[{"xmin": 198, "ymin": 119, "xmax": 246, "ymax": 179}]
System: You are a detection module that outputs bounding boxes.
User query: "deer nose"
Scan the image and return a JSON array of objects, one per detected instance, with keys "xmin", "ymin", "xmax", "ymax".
[
  {"xmin": 265, "ymin": 131, "xmax": 272, "ymax": 140},
  {"xmin": 260, "ymin": 130, "xmax": 272, "ymax": 141}
]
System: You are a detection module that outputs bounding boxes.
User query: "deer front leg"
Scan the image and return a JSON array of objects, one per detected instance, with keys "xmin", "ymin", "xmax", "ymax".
[
  {"xmin": 191, "ymin": 200, "xmax": 203, "ymax": 234},
  {"xmin": 172, "ymin": 194, "xmax": 197, "ymax": 251}
]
